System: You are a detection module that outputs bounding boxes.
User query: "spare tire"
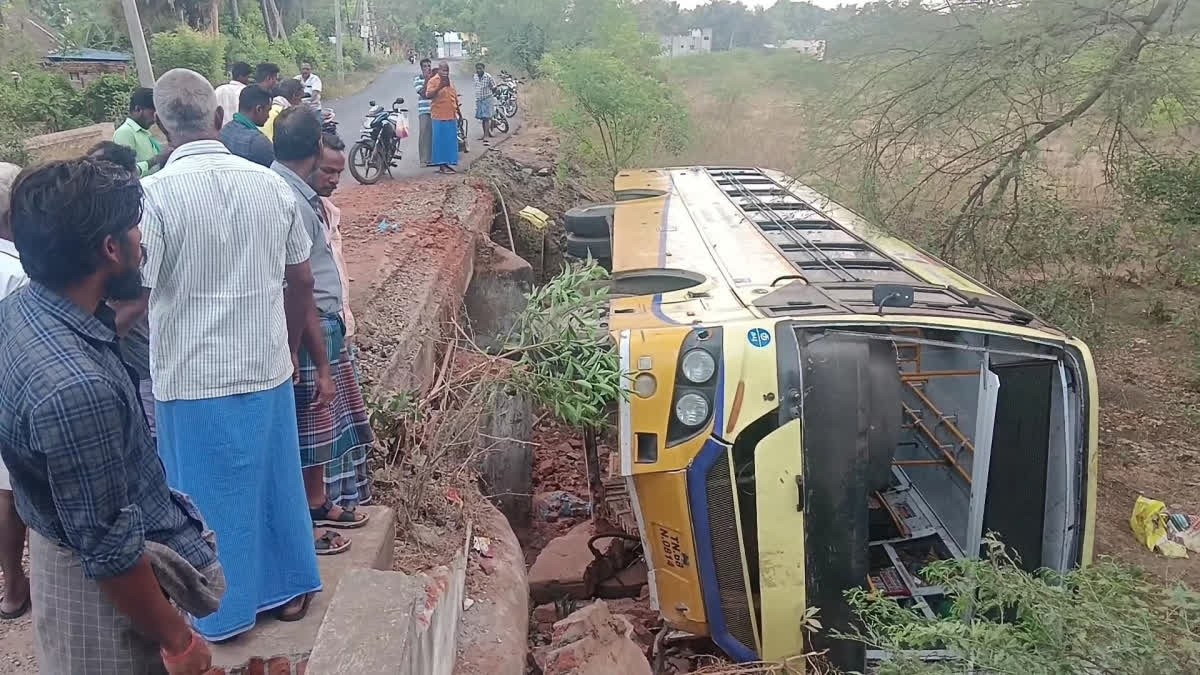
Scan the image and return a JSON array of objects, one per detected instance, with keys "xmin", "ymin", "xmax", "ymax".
[
  {"xmin": 565, "ymin": 204, "xmax": 614, "ymax": 238},
  {"xmin": 565, "ymin": 233, "xmax": 612, "ymax": 260}
]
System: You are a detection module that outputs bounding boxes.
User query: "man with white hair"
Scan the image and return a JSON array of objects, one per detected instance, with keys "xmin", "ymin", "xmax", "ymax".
[
  {"xmin": 139, "ymin": 68, "xmax": 331, "ymax": 638},
  {"xmin": 0, "ymin": 162, "xmax": 30, "ymax": 622}
]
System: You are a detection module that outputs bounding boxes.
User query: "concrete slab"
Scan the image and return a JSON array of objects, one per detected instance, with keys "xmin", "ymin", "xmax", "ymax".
[
  {"xmin": 307, "ymin": 549, "xmax": 467, "ymax": 674},
  {"xmin": 209, "ymin": 505, "xmax": 396, "ymax": 670}
]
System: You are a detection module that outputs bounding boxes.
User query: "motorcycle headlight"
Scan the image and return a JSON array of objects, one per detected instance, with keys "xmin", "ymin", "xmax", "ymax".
[
  {"xmin": 674, "ymin": 393, "xmax": 710, "ymax": 427},
  {"xmin": 680, "ymin": 349, "xmax": 716, "ymax": 384}
]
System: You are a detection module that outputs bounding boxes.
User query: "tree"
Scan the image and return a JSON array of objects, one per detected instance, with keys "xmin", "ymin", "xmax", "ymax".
[
  {"xmin": 809, "ymin": 0, "xmax": 1197, "ymax": 272},
  {"xmin": 544, "ymin": 47, "xmax": 689, "ymax": 176}
]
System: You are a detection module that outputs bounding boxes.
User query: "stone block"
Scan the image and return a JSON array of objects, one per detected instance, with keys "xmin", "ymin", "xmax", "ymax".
[
  {"xmin": 209, "ymin": 506, "xmax": 396, "ymax": 671},
  {"xmin": 528, "ymin": 521, "xmax": 620, "ymax": 604}
]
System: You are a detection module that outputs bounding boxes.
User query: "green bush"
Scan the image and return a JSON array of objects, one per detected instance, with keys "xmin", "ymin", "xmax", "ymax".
[
  {"xmin": 225, "ymin": 13, "xmax": 295, "ymax": 75},
  {"xmin": 0, "ymin": 70, "xmax": 85, "ymax": 133},
  {"xmin": 287, "ymin": 23, "xmax": 331, "ymax": 71},
  {"xmin": 151, "ymin": 28, "xmax": 227, "ymax": 83},
  {"xmin": 543, "ymin": 48, "xmax": 689, "ymax": 177},
  {"xmin": 844, "ymin": 536, "xmax": 1200, "ymax": 674},
  {"xmin": 0, "ymin": 119, "xmax": 31, "ymax": 166},
  {"xmin": 1125, "ymin": 156, "xmax": 1200, "ymax": 286},
  {"xmin": 80, "ymin": 74, "xmax": 138, "ymax": 124}
]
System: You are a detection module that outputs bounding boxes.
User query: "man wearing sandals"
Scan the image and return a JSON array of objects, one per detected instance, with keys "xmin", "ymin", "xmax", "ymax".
[
  {"xmin": 272, "ymin": 109, "xmax": 374, "ymax": 555},
  {"xmin": 140, "ymin": 69, "xmax": 325, "ymax": 637}
]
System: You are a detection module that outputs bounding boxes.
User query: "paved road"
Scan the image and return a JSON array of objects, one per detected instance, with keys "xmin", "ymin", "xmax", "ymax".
[{"xmin": 327, "ymin": 61, "xmax": 504, "ymax": 181}]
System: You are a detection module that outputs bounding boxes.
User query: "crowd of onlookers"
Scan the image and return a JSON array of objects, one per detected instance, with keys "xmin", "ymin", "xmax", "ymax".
[{"xmin": 0, "ymin": 62, "xmax": 373, "ymax": 674}]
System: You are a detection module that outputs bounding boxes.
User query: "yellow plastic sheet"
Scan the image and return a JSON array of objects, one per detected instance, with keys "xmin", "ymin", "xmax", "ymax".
[{"xmin": 1131, "ymin": 496, "xmax": 1188, "ymax": 559}]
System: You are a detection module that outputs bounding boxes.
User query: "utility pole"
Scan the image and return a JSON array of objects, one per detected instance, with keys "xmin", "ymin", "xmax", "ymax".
[
  {"xmin": 334, "ymin": 0, "xmax": 345, "ymax": 84},
  {"xmin": 121, "ymin": 0, "xmax": 155, "ymax": 87}
]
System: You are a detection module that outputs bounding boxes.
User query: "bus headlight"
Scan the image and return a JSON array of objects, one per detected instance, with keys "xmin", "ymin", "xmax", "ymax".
[
  {"xmin": 674, "ymin": 393, "xmax": 711, "ymax": 427},
  {"xmin": 681, "ymin": 349, "xmax": 716, "ymax": 384}
]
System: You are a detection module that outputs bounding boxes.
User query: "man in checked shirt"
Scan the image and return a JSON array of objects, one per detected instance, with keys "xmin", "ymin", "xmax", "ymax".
[{"xmin": 0, "ymin": 158, "xmax": 224, "ymax": 674}]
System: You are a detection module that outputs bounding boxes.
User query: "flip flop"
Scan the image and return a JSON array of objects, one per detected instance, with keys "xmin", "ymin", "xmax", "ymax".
[
  {"xmin": 314, "ymin": 529, "xmax": 352, "ymax": 556},
  {"xmin": 310, "ymin": 500, "xmax": 369, "ymax": 529},
  {"xmin": 0, "ymin": 595, "xmax": 29, "ymax": 620},
  {"xmin": 275, "ymin": 593, "xmax": 312, "ymax": 622}
]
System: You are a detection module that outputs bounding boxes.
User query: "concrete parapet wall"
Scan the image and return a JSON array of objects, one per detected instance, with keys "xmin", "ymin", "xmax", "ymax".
[{"xmin": 25, "ymin": 123, "xmax": 114, "ymax": 162}]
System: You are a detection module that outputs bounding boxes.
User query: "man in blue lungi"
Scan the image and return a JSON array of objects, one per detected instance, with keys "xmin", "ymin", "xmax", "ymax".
[
  {"xmin": 140, "ymin": 68, "xmax": 331, "ymax": 636},
  {"xmin": 473, "ymin": 62, "xmax": 497, "ymax": 142}
]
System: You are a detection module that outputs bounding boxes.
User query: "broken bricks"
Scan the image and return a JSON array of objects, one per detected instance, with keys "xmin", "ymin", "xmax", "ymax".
[{"xmin": 541, "ymin": 601, "xmax": 652, "ymax": 675}]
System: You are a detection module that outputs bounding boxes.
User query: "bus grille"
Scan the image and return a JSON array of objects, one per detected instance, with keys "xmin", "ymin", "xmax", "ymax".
[{"xmin": 705, "ymin": 458, "xmax": 758, "ymax": 653}]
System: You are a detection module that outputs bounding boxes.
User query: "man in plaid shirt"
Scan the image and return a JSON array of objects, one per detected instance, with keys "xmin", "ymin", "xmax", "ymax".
[{"xmin": 0, "ymin": 158, "xmax": 223, "ymax": 674}]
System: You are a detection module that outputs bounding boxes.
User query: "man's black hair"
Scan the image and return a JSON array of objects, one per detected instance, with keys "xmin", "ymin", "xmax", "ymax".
[
  {"xmin": 239, "ymin": 85, "xmax": 272, "ymax": 112},
  {"xmin": 10, "ymin": 158, "xmax": 143, "ymax": 289},
  {"xmin": 129, "ymin": 87, "xmax": 155, "ymax": 112},
  {"xmin": 276, "ymin": 79, "xmax": 304, "ymax": 100},
  {"xmin": 420, "ymin": 58, "xmax": 431, "ymax": 67},
  {"xmin": 273, "ymin": 107, "xmax": 321, "ymax": 162},
  {"xmin": 254, "ymin": 62, "xmax": 281, "ymax": 82},
  {"xmin": 87, "ymin": 141, "xmax": 138, "ymax": 173},
  {"xmin": 321, "ymin": 132, "xmax": 345, "ymax": 152},
  {"xmin": 476, "ymin": 62, "xmax": 485, "ymax": 69},
  {"xmin": 231, "ymin": 61, "xmax": 252, "ymax": 80}
]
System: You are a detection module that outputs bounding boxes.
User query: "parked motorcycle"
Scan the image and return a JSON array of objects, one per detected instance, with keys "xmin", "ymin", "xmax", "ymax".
[
  {"xmin": 348, "ymin": 97, "xmax": 408, "ymax": 185},
  {"xmin": 490, "ymin": 105, "xmax": 509, "ymax": 135},
  {"xmin": 494, "ymin": 74, "xmax": 518, "ymax": 118}
]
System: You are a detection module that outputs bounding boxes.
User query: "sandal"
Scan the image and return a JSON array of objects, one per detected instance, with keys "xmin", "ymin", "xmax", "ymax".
[
  {"xmin": 311, "ymin": 500, "xmax": 369, "ymax": 529},
  {"xmin": 315, "ymin": 529, "xmax": 351, "ymax": 555},
  {"xmin": 309, "ymin": 497, "xmax": 364, "ymax": 528},
  {"xmin": 276, "ymin": 593, "xmax": 312, "ymax": 622},
  {"xmin": 0, "ymin": 595, "xmax": 29, "ymax": 620}
]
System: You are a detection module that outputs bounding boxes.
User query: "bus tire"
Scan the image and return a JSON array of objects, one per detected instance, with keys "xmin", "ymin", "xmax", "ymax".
[
  {"xmin": 565, "ymin": 204, "xmax": 614, "ymax": 238},
  {"xmin": 565, "ymin": 233, "xmax": 612, "ymax": 260}
]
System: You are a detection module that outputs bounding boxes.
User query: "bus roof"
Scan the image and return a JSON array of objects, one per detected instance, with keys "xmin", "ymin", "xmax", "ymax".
[{"xmin": 608, "ymin": 166, "xmax": 1063, "ymax": 338}]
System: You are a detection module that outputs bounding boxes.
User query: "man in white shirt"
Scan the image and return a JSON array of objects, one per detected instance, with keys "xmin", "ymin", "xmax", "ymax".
[
  {"xmin": 296, "ymin": 63, "xmax": 322, "ymax": 108},
  {"xmin": 213, "ymin": 62, "xmax": 251, "ymax": 128},
  {"xmin": 0, "ymin": 162, "xmax": 29, "ymax": 620},
  {"xmin": 140, "ymin": 68, "xmax": 331, "ymax": 639}
]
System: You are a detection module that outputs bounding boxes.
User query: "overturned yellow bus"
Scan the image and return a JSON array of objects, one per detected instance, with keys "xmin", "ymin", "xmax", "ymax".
[{"xmin": 603, "ymin": 167, "xmax": 1099, "ymax": 671}]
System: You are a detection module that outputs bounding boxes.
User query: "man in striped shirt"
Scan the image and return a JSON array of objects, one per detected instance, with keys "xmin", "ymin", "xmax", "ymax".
[
  {"xmin": 414, "ymin": 58, "xmax": 433, "ymax": 166},
  {"xmin": 139, "ymin": 68, "xmax": 329, "ymax": 638}
]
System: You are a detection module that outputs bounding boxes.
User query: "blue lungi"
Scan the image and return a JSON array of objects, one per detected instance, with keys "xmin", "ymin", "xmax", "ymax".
[
  {"xmin": 432, "ymin": 118, "xmax": 458, "ymax": 166},
  {"xmin": 476, "ymin": 97, "xmax": 494, "ymax": 121},
  {"xmin": 155, "ymin": 381, "xmax": 321, "ymax": 641}
]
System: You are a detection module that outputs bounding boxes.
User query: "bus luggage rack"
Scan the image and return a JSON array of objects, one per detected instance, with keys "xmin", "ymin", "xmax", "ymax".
[{"xmin": 707, "ymin": 168, "xmax": 922, "ymax": 288}]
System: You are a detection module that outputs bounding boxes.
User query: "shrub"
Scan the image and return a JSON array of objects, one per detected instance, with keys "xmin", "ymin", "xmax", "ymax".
[
  {"xmin": 0, "ymin": 70, "xmax": 85, "ymax": 133},
  {"xmin": 151, "ymin": 28, "xmax": 227, "ymax": 83},
  {"xmin": 844, "ymin": 536, "xmax": 1200, "ymax": 674},
  {"xmin": 287, "ymin": 22, "xmax": 331, "ymax": 71},
  {"xmin": 543, "ymin": 48, "xmax": 689, "ymax": 177},
  {"xmin": 0, "ymin": 119, "xmax": 31, "ymax": 166},
  {"xmin": 225, "ymin": 12, "xmax": 295, "ymax": 75},
  {"xmin": 1125, "ymin": 156, "xmax": 1200, "ymax": 286},
  {"xmin": 80, "ymin": 74, "xmax": 138, "ymax": 124}
]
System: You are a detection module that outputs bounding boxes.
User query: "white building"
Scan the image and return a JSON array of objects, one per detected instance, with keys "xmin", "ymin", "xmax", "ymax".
[
  {"xmin": 660, "ymin": 28, "xmax": 713, "ymax": 57},
  {"xmin": 436, "ymin": 32, "xmax": 464, "ymax": 59}
]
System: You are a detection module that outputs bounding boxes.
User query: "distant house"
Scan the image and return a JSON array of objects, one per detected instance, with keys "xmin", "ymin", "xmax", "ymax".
[
  {"xmin": 660, "ymin": 28, "xmax": 713, "ymax": 58},
  {"xmin": 769, "ymin": 39, "xmax": 827, "ymax": 61},
  {"xmin": 45, "ymin": 49, "xmax": 133, "ymax": 89},
  {"xmin": 436, "ymin": 32, "xmax": 464, "ymax": 59}
]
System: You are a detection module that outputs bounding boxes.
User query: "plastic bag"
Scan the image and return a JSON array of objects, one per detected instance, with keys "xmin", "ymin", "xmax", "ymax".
[
  {"xmin": 1131, "ymin": 496, "xmax": 1188, "ymax": 558},
  {"xmin": 395, "ymin": 114, "xmax": 410, "ymax": 139}
]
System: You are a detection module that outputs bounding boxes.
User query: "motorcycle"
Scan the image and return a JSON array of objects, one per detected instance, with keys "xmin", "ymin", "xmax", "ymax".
[
  {"xmin": 319, "ymin": 108, "xmax": 338, "ymax": 135},
  {"xmin": 494, "ymin": 73, "xmax": 518, "ymax": 118},
  {"xmin": 490, "ymin": 103, "xmax": 509, "ymax": 135},
  {"xmin": 348, "ymin": 97, "xmax": 408, "ymax": 185},
  {"xmin": 456, "ymin": 101, "xmax": 469, "ymax": 154}
]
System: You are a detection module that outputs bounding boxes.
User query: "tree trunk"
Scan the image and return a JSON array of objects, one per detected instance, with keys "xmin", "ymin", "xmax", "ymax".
[
  {"xmin": 209, "ymin": 0, "xmax": 219, "ymax": 35},
  {"xmin": 260, "ymin": 0, "xmax": 285, "ymax": 41},
  {"xmin": 230, "ymin": 0, "xmax": 239, "ymax": 26}
]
